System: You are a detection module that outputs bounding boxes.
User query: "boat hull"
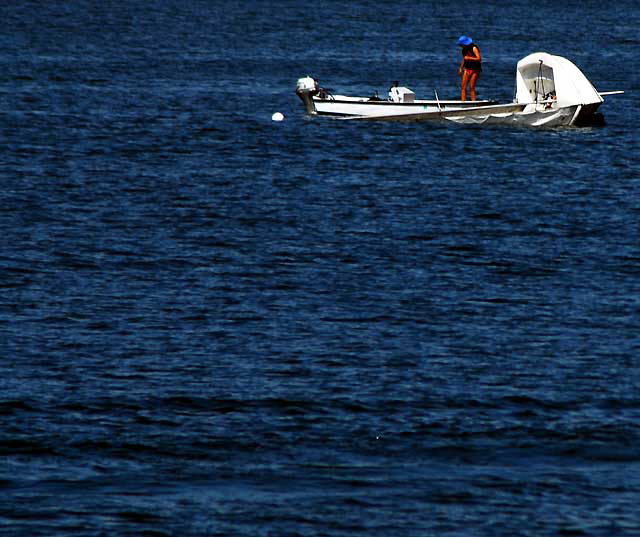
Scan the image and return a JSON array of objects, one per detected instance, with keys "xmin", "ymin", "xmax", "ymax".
[
  {"xmin": 311, "ymin": 95, "xmax": 497, "ymax": 117},
  {"xmin": 346, "ymin": 102, "xmax": 603, "ymax": 127}
]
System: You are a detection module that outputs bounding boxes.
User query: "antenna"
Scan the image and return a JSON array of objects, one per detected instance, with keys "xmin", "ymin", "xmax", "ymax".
[{"xmin": 536, "ymin": 59, "xmax": 546, "ymax": 104}]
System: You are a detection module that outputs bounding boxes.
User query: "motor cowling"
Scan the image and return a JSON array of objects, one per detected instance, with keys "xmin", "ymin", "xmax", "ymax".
[{"xmin": 296, "ymin": 76, "xmax": 319, "ymax": 114}]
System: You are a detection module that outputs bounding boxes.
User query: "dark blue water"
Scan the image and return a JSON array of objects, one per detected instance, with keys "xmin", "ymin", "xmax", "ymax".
[{"xmin": 2, "ymin": 1, "xmax": 640, "ymax": 535}]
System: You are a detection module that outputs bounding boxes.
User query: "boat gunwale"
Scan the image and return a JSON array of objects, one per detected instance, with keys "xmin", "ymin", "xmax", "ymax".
[{"xmin": 313, "ymin": 95, "xmax": 497, "ymax": 107}]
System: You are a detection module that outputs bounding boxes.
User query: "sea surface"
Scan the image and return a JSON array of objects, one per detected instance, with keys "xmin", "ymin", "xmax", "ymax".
[{"xmin": 2, "ymin": 1, "xmax": 640, "ymax": 535}]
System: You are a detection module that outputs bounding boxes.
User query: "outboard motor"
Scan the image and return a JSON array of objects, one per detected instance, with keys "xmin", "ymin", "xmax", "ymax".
[{"xmin": 296, "ymin": 76, "xmax": 319, "ymax": 114}]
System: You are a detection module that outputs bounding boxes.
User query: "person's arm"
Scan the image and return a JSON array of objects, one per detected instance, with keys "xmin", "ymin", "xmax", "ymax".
[{"xmin": 459, "ymin": 57, "xmax": 465, "ymax": 75}]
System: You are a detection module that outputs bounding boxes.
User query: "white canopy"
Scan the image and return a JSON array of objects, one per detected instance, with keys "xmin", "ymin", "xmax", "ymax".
[{"xmin": 515, "ymin": 52, "xmax": 603, "ymax": 108}]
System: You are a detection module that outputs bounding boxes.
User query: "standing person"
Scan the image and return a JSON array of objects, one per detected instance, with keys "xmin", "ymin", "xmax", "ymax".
[{"xmin": 457, "ymin": 35, "xmax": 481, "ymax": 101}]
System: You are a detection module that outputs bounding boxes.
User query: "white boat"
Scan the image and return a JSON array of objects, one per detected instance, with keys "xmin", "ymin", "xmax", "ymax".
[
  {"xmin": 296, "ymin": 52, "xmax": 623, "ymax": 127},
  {"xmin": 295, "ymin": 78, "xmax": 497, "ymax": 118}
]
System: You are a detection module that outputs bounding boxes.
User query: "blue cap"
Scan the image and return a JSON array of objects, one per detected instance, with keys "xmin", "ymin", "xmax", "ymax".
[{"xmin": 457, "ymin": 35, "xmax": 473, "ymax": 46}]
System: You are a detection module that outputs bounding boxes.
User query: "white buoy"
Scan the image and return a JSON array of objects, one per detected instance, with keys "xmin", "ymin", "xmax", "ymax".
[{"xmin": 272, "ymin": 112, "xmax": 284, "ymax": 122}]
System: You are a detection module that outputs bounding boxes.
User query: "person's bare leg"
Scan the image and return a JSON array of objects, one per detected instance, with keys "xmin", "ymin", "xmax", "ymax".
[
  {"xmin": 460, "ymin": 70, "xmax": 470, "ymax": 101},
  {"xmin": 469, "ymin": 72, "xmax": 479, "ymax": 101}
]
